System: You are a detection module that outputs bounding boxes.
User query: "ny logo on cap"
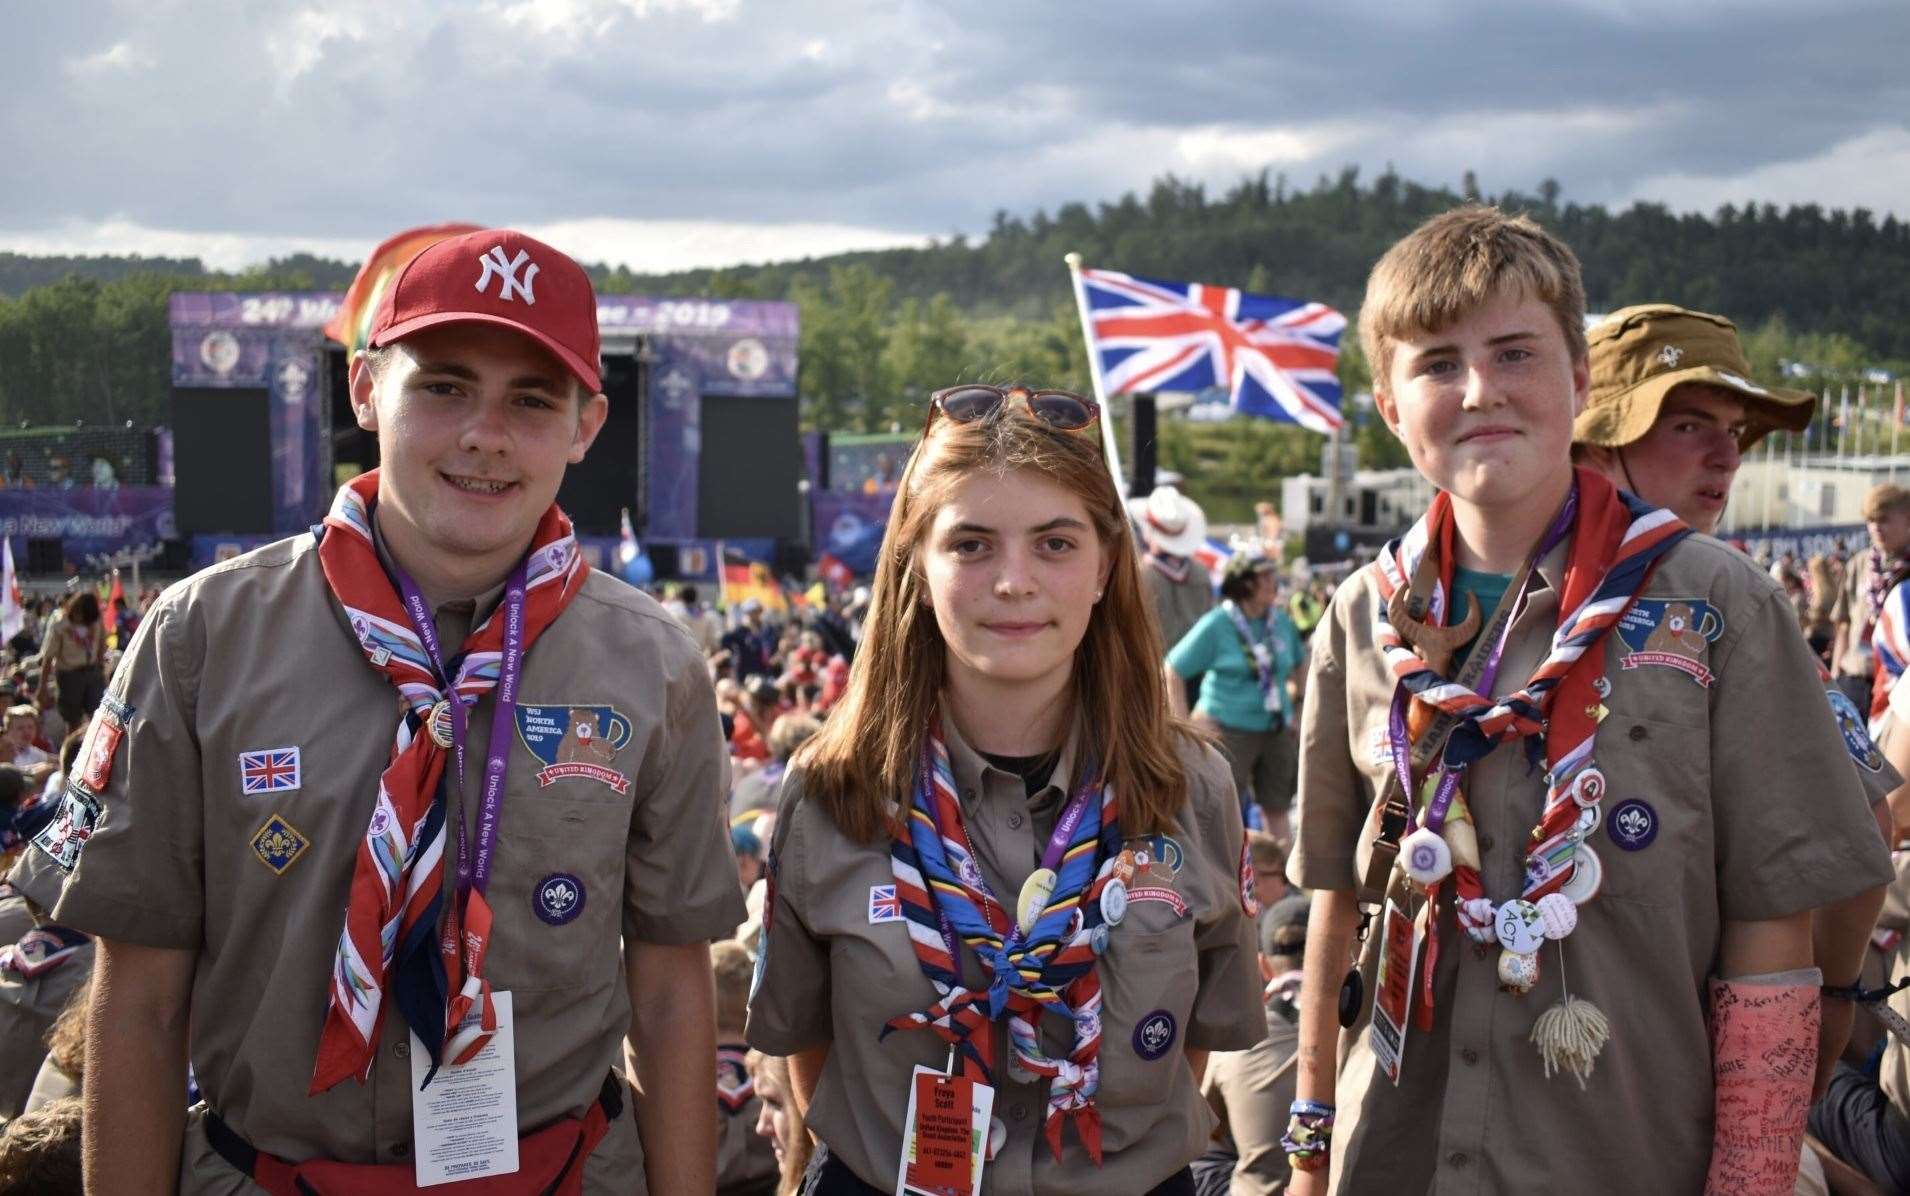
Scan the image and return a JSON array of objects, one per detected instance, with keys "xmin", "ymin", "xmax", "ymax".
[
  {"xmin": 1657, "ymin": 344, "xmax": 1683, "ymax": 368},
  {"xmin": 475, "ymin": 245, "xmax": 539, "ymax": 304}
]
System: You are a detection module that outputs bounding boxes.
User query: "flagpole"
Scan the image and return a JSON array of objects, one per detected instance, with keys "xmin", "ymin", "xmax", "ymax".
[
  {"xmin": 1064, "ymin": 253, "xmax": 1131, "ymax": 500},
  {"xmin": 1894, "ymin": 381, "xmax": 1903, "ymax": 485}
]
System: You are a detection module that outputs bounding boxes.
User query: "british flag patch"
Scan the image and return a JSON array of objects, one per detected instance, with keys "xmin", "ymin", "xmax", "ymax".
[
  {"xmin": 239, "ymin": 747, "xmax": 301, "ymax": 795},
  {"xmin": 868, "ymin": 884, "xmax": 902, "ymax": 924}
]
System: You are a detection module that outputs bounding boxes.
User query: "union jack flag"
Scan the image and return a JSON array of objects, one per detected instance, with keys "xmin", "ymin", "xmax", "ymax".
[
  {"xmin": 1077, "ymin": 267, "xmax": 1346, "ymax": 433},
  {"xmin": 867, "ymin": 883, "xmax": 902, "ymax": 924},
  {"xmin": 239, "ymin": 747, "xmax": 302, "ymax": 794}
]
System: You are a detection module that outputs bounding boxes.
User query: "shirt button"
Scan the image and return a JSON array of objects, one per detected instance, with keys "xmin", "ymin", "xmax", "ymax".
[
  {"xmin": 392, "ymin": 1142, "xmax": 410, "ymax": 1159},
  {"xmin": 394, "ymin": 1040, "xmax": 410, "ymax": 1059},
  {"xmin": 1448, "ymin": 1152, "xmax": 1468, "ymax": 1168},
  {"xmin": 1628, "ymin": 724, "xmax": 1649, "ymax": 742},
  {"xmin": 1010, "ymin": 1104, "xmax": 1028, "ymax": 1122},
  {"xmin": 1460, "ymin": 1047, "xmax": 1479, "ymax": 1065},
  {"xmin": 962, "ymin": 789, "xmax": 977, "ymax": 802},
  {"xmin": 1008, "ymin": 812, "xmax": 1025, "ymax": 830},
  {"xmin": 1478, "ymin": 833, "xmax": 1495, "ymax": 852}
]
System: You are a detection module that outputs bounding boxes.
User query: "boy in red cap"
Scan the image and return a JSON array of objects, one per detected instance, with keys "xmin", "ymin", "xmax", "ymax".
[{"xmin": 12, "ymin": 229, "xmax": 743, "ymax": 1193}]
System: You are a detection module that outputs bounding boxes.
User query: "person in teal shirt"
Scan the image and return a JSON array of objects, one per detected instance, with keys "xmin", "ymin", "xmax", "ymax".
[{"xmin": 1165, "ymin": 553, "xmax": 1305, "ymax": 831}]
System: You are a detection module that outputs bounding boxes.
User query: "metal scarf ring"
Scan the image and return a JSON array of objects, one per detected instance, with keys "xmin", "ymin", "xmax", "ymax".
[{"xmin": 885, "ymin": 717, "xmax": 1123, "ymax": 1162}]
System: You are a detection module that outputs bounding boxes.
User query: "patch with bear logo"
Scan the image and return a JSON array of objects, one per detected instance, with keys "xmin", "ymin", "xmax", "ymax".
[{"xmin": 515, "ymin": 704, "xmax": 633, "ymax": 794}]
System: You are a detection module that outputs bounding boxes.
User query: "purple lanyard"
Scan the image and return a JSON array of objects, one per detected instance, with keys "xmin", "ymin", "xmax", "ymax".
[
  {"xmin": 1387, "ymin": 495, "xmax": 1577, "ymax": 835},
  {"xmin": 392, "ymin": 559, "xmax": 529, "ymax": 898}
]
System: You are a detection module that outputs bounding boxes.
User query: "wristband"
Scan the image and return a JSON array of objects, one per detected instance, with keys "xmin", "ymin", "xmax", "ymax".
[
  {"xmin": 1822, "ymin": 975, "xmax": 1910, "ymax": 1003},
  {"xmin": 1282, "ymin": 1101, "xmax": 1335, "ymax": 1171}
]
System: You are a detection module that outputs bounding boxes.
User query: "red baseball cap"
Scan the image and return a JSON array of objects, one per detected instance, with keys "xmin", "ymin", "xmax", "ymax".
[{"xmin": 367, "ymin": 228, "xmax": 602, "ymax": 393}]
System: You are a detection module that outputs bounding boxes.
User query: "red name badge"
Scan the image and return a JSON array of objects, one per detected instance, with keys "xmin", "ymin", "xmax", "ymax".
[{"xmin": 903, "ymin": 1072, "xmax": 976, "ymax": 1196}]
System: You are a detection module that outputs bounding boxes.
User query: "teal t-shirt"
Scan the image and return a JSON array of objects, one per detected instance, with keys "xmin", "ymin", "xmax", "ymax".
[
  {"xmin": 1166, "ymin": 604, "xmax": 1305, "ymax": 733},
  {"xmin": 1450, "ymin": 566, "xmax": 1514, "ymax": 669}
]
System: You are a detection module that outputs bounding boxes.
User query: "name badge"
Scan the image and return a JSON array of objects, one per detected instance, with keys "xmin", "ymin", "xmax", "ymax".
[
  {"xmin": 1369, "ymin": 899, "xmax": 1421, "ymax": 1086},
  {"xmin": 410, "ymin": 991, "xmax": 519, "ymax": 1187},
  {"xmin": 897, "ymin": 1064, "xmax": 993, "ymax": 1196}
]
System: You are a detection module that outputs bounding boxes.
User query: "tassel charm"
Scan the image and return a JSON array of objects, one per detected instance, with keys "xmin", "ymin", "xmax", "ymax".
[{"xmin": 1532, "ymin": 995, "xmax": 1609, "ymax": 1088}]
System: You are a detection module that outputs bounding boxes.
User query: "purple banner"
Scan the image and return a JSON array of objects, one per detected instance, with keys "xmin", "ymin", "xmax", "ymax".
[
  {"xmin": 0, "ymin": 486, "xmax": 176, "ymax": 569},
  {"xmin": 812, "ymin": 491, "xmax": 894, "ymax": 576}
]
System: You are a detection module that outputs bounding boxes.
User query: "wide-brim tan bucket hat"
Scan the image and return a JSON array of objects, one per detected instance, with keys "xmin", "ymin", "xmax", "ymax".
[{"xmin": 1576, "ymin": 303, "xmax": 1816, "ymax": 452}]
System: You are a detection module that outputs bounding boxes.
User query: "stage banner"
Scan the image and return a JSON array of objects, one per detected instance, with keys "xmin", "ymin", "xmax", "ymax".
[
  {"xmin": 811, "ymin": 490, "xmax": 894, "ymax": 577},
  {"xmin": 1, "ymin": 486, "xmax": 176, "ymax": 565}
]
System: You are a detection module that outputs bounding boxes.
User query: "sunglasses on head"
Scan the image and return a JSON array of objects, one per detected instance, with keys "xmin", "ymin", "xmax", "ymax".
[{"xmin": 925, "ymin": 385, "xmax": 1102, "ymax": 439}]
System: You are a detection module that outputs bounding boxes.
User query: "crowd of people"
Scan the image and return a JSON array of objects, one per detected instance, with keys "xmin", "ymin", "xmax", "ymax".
[{"xmin": 2, "ymin": 216, "xmax": 1909, "ymax": 1195}]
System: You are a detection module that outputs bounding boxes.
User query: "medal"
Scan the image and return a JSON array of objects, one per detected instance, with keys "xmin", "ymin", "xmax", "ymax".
[
  {"xmin": 426, "ymin": 698, "xmax": 458, "ymax": 750},
  {"xmin": 1100, "ymin": 879, "xmax": 1128, "ymax": 926},
  {"xmin": 1400, "ymin": 826, "xmax": 1452, "ymax": 886},
  {"xmin": 1017, "ymin": 868, "xmax": 1057, "ymax": 934}
]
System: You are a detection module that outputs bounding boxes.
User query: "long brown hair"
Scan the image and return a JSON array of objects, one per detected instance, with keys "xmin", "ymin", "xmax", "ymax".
[{"xmin": 796, "ymin": 400, "xmax": 1190, "ymax": 842}]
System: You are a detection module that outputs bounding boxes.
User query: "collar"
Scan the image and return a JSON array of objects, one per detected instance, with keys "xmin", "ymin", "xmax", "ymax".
[
  {"xmin": 940, "ymin": 704, "xmax": 1083, "ymax": 816},
  {"xmin": 371, "ymin": 515, "xmax": 507, "ymax": 627},
  {"xmin": 1530, "ymin": 535, "xmax": 1571, "ymax": 595}
]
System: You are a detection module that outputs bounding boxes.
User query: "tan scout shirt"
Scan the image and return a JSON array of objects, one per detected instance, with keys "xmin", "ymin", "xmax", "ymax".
[
  {"xmin": 0, "ymin": 942, "xmax": 91, "ymax": 1119},
  {"xmin": 746, "ymin": 718, "xmax": 1264, "ymax": 1194},
  {"xmin": 1289, "ymin": 532, "xmax": 1894, "ymax": 1196},
  {"xmin": 715, "ymin": 1044, "xmax": 778, "ymax": 1196},
  {"xmin": 1146, "ymin": 560, "xmax": 1216, "ymax": 658},
  {"xmin": 1871, "ymin": 852, "xmax": 1910, "ymax": 1119},
  {"xmin": 9, "ymin": 533, "xmax": 745, "ymax": 1194}
]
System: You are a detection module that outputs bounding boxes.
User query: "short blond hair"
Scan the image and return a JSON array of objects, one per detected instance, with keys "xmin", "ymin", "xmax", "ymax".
[
  {"xmin": 1359, "ymin": 205, "xmax": 1588, "ymax": 393},
  {"xmin": 1863, "ymin": 484, "xmax": 1910, "ymax": 522},
  {"xmin": 711, "ymin": 939, "xmax": 754, "ymax": 1035}
]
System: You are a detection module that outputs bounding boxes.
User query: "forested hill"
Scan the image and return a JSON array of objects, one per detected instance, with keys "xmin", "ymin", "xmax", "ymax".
[
  {"xmin": 600, "ymin": 169, "xmax": 1910, "ymax": 358},
  {"xmin": 0, "ymin": 251, "xmax": 359, "ymax": 297}
]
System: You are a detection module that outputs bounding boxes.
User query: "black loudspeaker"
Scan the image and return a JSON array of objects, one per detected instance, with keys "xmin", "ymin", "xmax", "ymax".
[
  {"xmin": 1126, "ymin": 395, "xmax": 1158, "ymax": 498},
  {"xmin": 25, "ymin": 540, "xmax": 62, "ymax": 574},
  {"xmin": 697, "ymin": 396, "xmax": 803, "ymax": 541},
  {"xmin": 557, "ymin": 354, "xmax": 642, "ymax": 537},
  {"xmin": 172, "ymin": 387, "xmax": 275, "ymax": 534},
  {"xmin": 813, "ymin": 431, "xmax": 830, "ymax": 492}
]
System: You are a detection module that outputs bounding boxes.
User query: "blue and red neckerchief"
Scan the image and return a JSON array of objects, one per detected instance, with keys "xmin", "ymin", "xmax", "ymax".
[{"xmin": 885, "ymin": 716, "xmax": 1122, "ymax": 1163}]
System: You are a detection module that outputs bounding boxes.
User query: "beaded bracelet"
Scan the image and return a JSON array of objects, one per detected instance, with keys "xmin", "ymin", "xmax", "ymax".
[{"xmin": 1282, "ymin": 1100, "xmax": 1335, "ymax": 1172}]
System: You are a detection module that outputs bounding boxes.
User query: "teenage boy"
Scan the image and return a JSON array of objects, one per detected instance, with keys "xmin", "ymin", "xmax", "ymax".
[
  {"xmin": 1287, "ymin": 208, "xmax": 1892, "ymax": 1195},
  {"xmin": 11, "ymin": 229, "xmax": 744, "ymax": 1192},
  {"xmin": 1574, "ymin": 303, "xmax": 1898, "ymax": 1098},
  {"xmin": 1832, "ymin": 485, "xmax": 1910, "ymax": 716}
]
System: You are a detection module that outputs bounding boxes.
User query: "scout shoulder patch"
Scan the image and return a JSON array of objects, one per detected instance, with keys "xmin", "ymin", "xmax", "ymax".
[
  {"xmin": 1827, "ymin": 686, "xmax": 1885, "ymax": 773},
  {"xmin": 1238, "ymin": 836, "xmax": 1260, "ymax": 918},
  {"xmin": 1614, "ymin": 598, "xmax": 1723, "ymax": 687},
  {"xmin": 250, "ymin": 812, "xmax": 310, "ymax": 874},
  {"xmin": 717, "ymin": 1045, "xmax": 755, "ymax": 1114},
  {"xmin": 868, "ymin": 883, "xmax": 903, "ymax": 924},
  {"xmin": 33, "ymin": 784, "xmax": 101, "ymax": 873},
  {"xmin": 77, "ymin": 693, "xmax": 134, "ymax": 793},
  {"xmin": 515, "ymin": 704, "xmax": 632, "ymax": 794}
]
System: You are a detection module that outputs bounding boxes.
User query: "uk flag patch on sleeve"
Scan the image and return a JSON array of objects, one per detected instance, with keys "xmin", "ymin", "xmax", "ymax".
[
  {"xmin": 868, "ymin": 884, "xmax": 902, "ymax": 924},
  {"xmin": 239, "ymin": 747, "xmax": 301, "ymax": 795}
]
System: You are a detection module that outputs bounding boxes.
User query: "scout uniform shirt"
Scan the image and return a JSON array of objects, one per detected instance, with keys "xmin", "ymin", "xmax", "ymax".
[
  {"xmin": 715, "ymin": 1041, "xmax": 778, "ymax": 1195},
  {"xmin": 10, "ymin": 533, "xmax": 746, "ymax": 1194},
  {"xmin": 1289, "ymin": 531, "xmax": 1894, "ymax": 1196},
  {"xmin": 1145, "ymin": 558, "xmax": 1216, "ymax": 657},
  {"xmin": 746, "ymin": 718, "xmax": 1264, "ymax": 1195}
]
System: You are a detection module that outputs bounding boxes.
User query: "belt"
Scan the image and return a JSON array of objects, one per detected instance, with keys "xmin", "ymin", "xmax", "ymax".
[{"xmin": 206, "ymin": 1072, "xmax": 623, "ymax": 1196}]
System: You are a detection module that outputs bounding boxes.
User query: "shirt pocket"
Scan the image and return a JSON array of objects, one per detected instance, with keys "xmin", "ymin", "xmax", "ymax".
[
  {"xmin": 1587, "ymin": 714, "xmax": 1708, "ymax": 909},
  {"xmin": 482, "ymin": 795, "xmax": 631, "ymax": 993},
  {"xmin": 1094, "ymin": 919, "xmax": 1199, "ymax": 1107}
]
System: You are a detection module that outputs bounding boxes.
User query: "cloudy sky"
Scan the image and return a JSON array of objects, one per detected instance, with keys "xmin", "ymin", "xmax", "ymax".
[{"xmin": 7, "ymin": 0, "xmax": 1908, "ymax": 272}]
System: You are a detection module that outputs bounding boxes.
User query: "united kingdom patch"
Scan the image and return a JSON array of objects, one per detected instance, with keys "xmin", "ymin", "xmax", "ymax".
[{"xmin": 239, "ymin": 747, "xmax": 301, "ymax": 795}]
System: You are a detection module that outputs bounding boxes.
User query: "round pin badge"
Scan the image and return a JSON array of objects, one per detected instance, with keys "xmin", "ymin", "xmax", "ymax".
[
  {"xmin": 533, "ymin": 872, "xmax": 586, "ymax": 926},
  {"xmin": 1400, "ymin": 826, "xmax": 1452, "ymax": 886},
  {"xmin": 1495, "ymin": 899, "xmax": 1545, "ymax": 954},
  {"xmin": 1497, "ymin": 949, "xmax": 1540, "ymax": 993},
  {"xmin": 1559, "ymin": 847, "xmax": 1603, "ymax": 904},
  {"xmin": 1090, "ymin": 924, "xmax": 1110, "ymax": 956},
  {"xmin": 1536, "ymin": 892, "xmax": 1579, "ymax": 939},
  {"xmin": 1018, "ymin": 868, "xmax": 1058, "ymax": 934},
  {"xmin": 1100, "ymin": 879, "xmax": 1128, "ymax": 927},
  {"xmin": 1133, "ymin": 1009, "xmax": 1177, "ymax": 1061},
  {"xmin": 987, "ymin": 1116, "xmax": 1008, "ymax": 1161},
  {"xmin": 1574, "ymin": 803, "xmax": 1602, "ymax": 838},
  {"xmin": 1569, "ymin": 767, "xmax": 1606, "ymax": 808},
  {"xmin": 1607, "ymin": 799, "xmax": 1658, "ymax": 852},
  {"xmin": 427, "ymin": 698, "xmax": 457, "ymax": 750},
  {"xmin": 1592, "ymin": 676, "xmax": 1612, "ymax": 699}
]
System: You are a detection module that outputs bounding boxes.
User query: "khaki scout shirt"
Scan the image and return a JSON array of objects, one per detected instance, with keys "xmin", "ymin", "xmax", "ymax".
[
  {"xmin": 746, "ymin": 717, "xmax": 1264, "ymax": 1194},
  {"xmin": 1289, "ymin": 532, "xmax": 1894, "ymax": 1196},
  {"xmin": 715, "ymin": 1043, "xmax": 778, "ymax": 1196},
  {"xmin": 1833, "ymin": 550, "xmax": 1898, "ymax": 678},
  {"xmin": 1202, "ymin": 995, "xmax": 1299, "ymax": 1196},
  {"xmin": 10, "ymin": 533, "xmax": 745, "ymax": 1194},
  {"xmin": 1871, "ymin": 851, "xmax": 1910, "ymax": 1119},
  {"xmin": 1146, "ymin": 560, "xmax": 1216, "ymax": 657},
  {"xmin": 0, "ymin": 942, "xmax": 91, "ymax": 1119}
]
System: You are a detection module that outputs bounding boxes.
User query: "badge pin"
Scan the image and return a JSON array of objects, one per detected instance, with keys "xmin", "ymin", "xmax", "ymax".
[
  {"xmin": 1591, "ymin": 676, "xmax": 1612, "ymax": 699},
  {"xmin": 1017, "ymin": 868, "xmax": 1058, "ymax": 934},
  {"xmin": 1132, "ymin": 1009, "xmax": 1178, "ymax": 1060},
  {"xmin": 1495, "ymin": 899, "xmax": 1546, "ymax": 954},
  {"xmin": 1560, "ymin": 847, "xmax": 1604, "ymax": 904},
  {"xmin": 250, "ymin": 813, "xmax": 310, "ymax": 875},
  {"xmin": 1100, "ymin": 879, "xmax": 1128, "ymax": 927},
  {"xmin": 534, "ymin": 872, "xmax": 587, "ymax": 925},
  {"xmin": 1089, "ymin": 924, "xmax": 1110, "ymax": 955},
  {"xmin": 1569, "ymin": 767, "xmax": 1606, "ymax": 808},
  {"xmin": 1400, "ymin": 826, "xmax": 1453, "ymax": 886},
  {"xmin": 370, "ymin": 646, "xmax": 393, "ymax": 667},
  {"xmin": 1606, "ymin": 798, "xmax": 1659, "ymax": 851}
]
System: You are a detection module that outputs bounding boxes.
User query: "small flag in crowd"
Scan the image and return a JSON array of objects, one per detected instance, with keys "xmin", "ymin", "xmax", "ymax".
[
  {"xmin": 0, "ymin": 540, "xmax": 20, "ymax": 644},
  {"xmin": 1193, "ymin": 537, "xmax": 1231, "ymax": 589},
  {"xmin": 1074, "ymin": 266, "xmax": 1346, "ymax": 433},
  {"xmin": 102, "ymin": 571, "xmax": 124, "ymax": 649},
  {"xmin": 617, "ymin": 508, "xmax": 639, "ymax": 567},
  {"xmin": 719, "ymin": 548, "xmax": 788, "ymax": 613},
  {"xmin": 817, "ymin": 552, "xmax": 855, "ymax": 593}
]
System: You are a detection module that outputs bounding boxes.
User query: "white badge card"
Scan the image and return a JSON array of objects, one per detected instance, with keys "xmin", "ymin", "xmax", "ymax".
[
  {"xmin": 895, "ymin": 1063, "xmax": 994, "ymax": 1196},
  {"xmin": 1368, "ymin": 899, "xmax": 1421, "ymax": 1085},
  {"xmin": 410, "ymin": 991, "xmax": 520, "ymax": 1187}
]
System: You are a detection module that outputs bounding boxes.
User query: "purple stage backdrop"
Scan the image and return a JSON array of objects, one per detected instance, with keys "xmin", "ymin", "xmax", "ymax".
[{"xmin": 0, "ymin": 486, "xmax": 176, "ymax": 565}]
